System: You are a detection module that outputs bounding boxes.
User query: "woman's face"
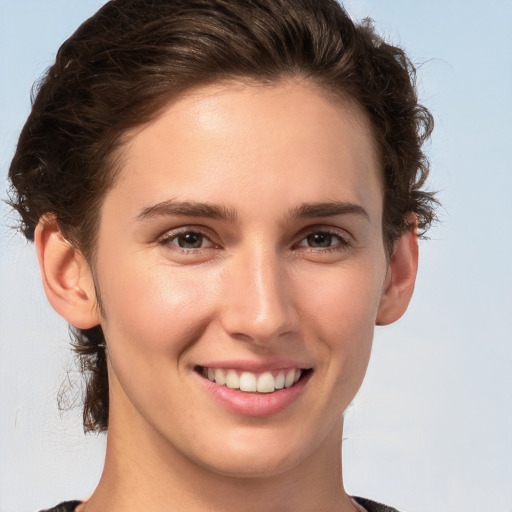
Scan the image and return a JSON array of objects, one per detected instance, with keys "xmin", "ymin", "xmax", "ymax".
[{"xmin": 92, "ymin": 81, "xmax": 390, "ymax": 476}]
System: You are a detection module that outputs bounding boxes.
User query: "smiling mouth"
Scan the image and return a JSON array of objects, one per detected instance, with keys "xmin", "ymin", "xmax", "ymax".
[{"xmin": 196, "ymin": 366, "xmax": 312, "ymax": 394}]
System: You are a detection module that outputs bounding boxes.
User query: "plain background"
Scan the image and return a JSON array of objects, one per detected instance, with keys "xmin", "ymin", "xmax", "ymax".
[{"xmin": 1, "ymin": 1, "xmax": 511, "ymax": 511}]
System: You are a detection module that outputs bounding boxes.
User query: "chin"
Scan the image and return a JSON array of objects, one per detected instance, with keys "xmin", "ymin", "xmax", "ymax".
[
  {"xmin": 187, "ymin": 425, "xmax": 324, "ymax": 479},
  {"xmin": 200, "ymin": 450, "xmax": 302, "ymax": 479}
]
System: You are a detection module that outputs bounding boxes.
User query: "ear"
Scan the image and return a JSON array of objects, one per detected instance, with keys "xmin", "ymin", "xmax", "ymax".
[
  {"xmin": 376, "ymin": 227, "xmax": 419, "ymax": 326},
  {"xmin": 34, "ymin": 217, "xmax": 101, "ymax": 329}
]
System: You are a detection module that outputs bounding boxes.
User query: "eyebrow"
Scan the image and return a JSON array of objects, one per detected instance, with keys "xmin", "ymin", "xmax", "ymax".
[
  {"xmin": 136, "ymin": 199, "xmax": 369, "ymax": 223},
  {"xmin": 136, "ymin": 199, "xmax": 238, "ymax": 222},
  {"xmin": 288, "ymin": 201, "xmax": 370, "ymax": 222}
]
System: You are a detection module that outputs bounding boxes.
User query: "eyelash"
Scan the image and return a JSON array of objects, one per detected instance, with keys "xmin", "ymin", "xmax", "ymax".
[
  {"xmin": 158, "ymin": 226, "xmax": 352, "ymax": 254},
  {"xmin": 158, "ymin": 228, "xmax": 219, "ymax": 253},
  {"xmin": 295, "ymin": 229, "xmax": 351, "ymax": 252}
]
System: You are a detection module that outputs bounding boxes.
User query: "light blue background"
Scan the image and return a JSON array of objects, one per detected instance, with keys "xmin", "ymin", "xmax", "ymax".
[{"xmin": 1, "ymin": 1, "xmax": 511, "ymax": 511}]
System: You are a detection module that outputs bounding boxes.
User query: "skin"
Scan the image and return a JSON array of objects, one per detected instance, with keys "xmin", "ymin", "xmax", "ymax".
[{"xmin": 36, "ymin": 81, "xmax": 418, "ymax": 512}]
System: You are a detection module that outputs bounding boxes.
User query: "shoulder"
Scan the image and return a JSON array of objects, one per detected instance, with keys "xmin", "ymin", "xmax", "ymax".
[
  {"xmin": 39, "ymin": 501, "xmax": 82, "ymax": 512},
  {"xmin": 353, "ymin": 496, "xmax": 403, "ymax": 512}
]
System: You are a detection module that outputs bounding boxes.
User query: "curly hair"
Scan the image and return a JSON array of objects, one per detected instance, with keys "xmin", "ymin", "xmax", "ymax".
[{"xmin": 8, "ymin": 0, "xmax": 436, "ymax": 433}]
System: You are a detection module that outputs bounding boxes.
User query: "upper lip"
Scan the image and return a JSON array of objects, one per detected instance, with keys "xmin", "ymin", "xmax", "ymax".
[{"xmin": 195, "ymin": 359, "xmax": 312, "ymax": 372}]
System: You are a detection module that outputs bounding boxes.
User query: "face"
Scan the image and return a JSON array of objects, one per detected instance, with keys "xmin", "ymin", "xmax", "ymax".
[{"xmin": 88, "ymin": 82, "xmax": 391, "ymax": 476}]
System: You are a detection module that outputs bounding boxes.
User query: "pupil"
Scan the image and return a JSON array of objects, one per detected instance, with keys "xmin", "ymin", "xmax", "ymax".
[
  {"xmin": 308, "ymin": 233, "xmax": 331, "ymax": 247},
  {"xmin": 178, "ymin": 233, "xmax": 202, "ymax": 248}
]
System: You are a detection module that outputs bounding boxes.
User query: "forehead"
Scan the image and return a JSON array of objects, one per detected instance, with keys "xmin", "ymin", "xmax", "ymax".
[{"xmin": 105, "ymin": 81, "xmax": 382, "ymax": 225}]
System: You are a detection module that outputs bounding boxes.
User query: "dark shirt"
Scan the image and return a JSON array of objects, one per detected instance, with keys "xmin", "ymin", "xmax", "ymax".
[
  {"xmin": 39, "ymin": 497, "xmax": 401, "ymax": 511},
  {"xmin": 354, "ymin": 496, "xmax": 402, "ymax": 511}
]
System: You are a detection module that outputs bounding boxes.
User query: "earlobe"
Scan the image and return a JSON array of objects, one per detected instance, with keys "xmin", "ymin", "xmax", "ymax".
[
  {"xmin": 376, "ymin": 227, "xmax": 419, "ymax": 326},
  {"xmin": 34, "ymin": 217, "xmax": 100, "ymax": 329}
]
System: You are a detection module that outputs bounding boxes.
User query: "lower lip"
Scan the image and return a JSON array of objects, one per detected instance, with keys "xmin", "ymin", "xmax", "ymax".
[{"xmin": 198, "ymin": 371, "xmax": 312, "ymax": 417}]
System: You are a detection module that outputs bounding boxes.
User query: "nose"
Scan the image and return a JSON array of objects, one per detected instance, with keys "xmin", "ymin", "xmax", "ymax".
[{"xmin": 219, "ymin": 246, "xmax": 298, "ymax": 345}]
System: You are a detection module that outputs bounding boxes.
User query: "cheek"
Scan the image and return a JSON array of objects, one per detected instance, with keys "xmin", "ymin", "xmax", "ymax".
[
  {"xmin": 96, "ymin": 259, "xmax": 221, "ymax": 413},
  {"xmin": 295, "ymin": 262, "xmax": 384, "ymax": 391},
  {"xmin": 97, "ymin": 255, "xmax": 219, "ymax": 354},
  {"xmin": 296, "ymin": 260, "xmax": 385, "ymax": 334}
]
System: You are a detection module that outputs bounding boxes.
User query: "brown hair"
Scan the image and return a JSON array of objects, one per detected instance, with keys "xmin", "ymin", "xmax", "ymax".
[{"xmin": 8, "ymin": 0, "xmax": 436, "ymax": 432}]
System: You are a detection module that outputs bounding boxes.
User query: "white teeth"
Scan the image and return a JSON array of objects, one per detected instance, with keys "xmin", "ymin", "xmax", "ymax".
[
  {"xmin": 239, "ymin": 372, "xmax": 257, "ymax": 392},
  {"xmin": 225, "ymin": 370, "xmax": 239, "ymax": 389},
  {"xmin": 275, "ymin": 371, "xmax": 285, "ymax": 389},
  {"xmin": 256, "ymin": 371, "xmax": 275, "ymax": 393},
  {"xmin": 214, "ymin": 368, "xmax": 226, "ymax": 386},
  {"xmin": 284, "ymin": 369, "xmax": 296, "ymax": 388},
  {"xmin": 202, "ymin": 367, "xmax": 305, "ymax": 393}
]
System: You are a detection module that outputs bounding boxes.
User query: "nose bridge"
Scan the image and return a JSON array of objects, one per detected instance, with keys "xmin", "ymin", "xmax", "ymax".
[{"xmin": 222, "ymin": 243, "xmax": 295, "ymax": 342}]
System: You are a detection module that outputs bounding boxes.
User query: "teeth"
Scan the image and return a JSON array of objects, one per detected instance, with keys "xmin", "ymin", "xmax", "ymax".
[
  {"xmin": 202, "ymin": 367, "xmax": 304, "ymax": 393},
  {"xmin": 214, "ymin": 368, "xmax": 226, "ymax": 386},
  {"xmin": 239, "ymin": 372, "xmax": 257, "ymax": 392},
  {"xmin": 284, "ymin": 369, "xmax": 296, "ymax": 388},
  {"xmin": 225, "ymin": 370, "xmax": 239, "ymax": 389},
  {"xmin": 275, "ymin": 371, "xmax": 285, "ymax": 389},
  {"xmin": 256, "ymin": 371, "xmax": 275, "ymax": 393}
]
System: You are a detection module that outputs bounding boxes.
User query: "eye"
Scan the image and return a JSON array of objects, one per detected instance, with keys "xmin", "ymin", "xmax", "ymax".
[
  {"xmin": 160, "ymin": 230, "xmax": 216, "ymax": 250},
  {"xmin": 304, "ymin": 232, "xmax": 335, "ymax": 248},
  {"xmin": 297, "ymin": 230, "xmax": 350, "ymax": 250}
]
